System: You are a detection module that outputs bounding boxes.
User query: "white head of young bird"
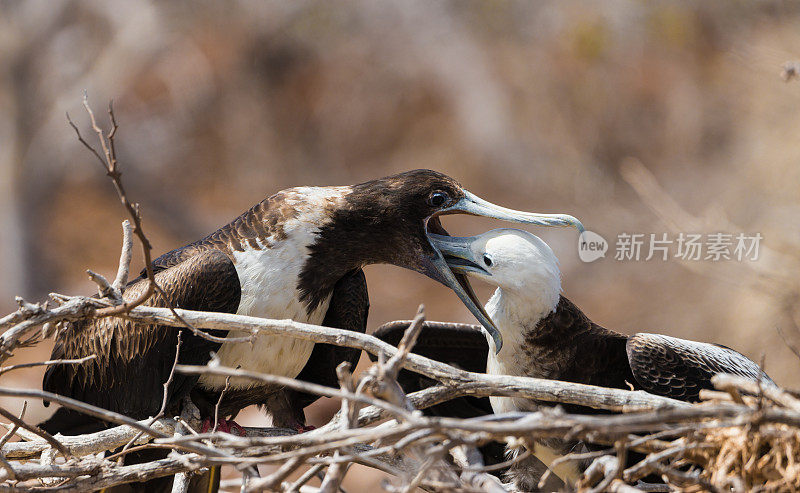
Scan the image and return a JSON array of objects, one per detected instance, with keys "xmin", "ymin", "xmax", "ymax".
[{"xmin": 428, "ymin": 228, "xmax": 563, "ymax": 355}]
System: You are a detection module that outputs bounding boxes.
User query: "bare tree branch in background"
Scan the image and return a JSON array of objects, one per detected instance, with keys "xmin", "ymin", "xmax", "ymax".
[{"xmin": 66, "ymin": 96, "xmax": 157, "ymax": 317}]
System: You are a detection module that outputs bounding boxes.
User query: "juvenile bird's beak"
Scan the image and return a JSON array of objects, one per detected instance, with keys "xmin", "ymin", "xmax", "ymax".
[
  {"xmin": 428, "ymin": 233, "xmax": 488, "ymax": 276},
  {"xmin": 442, "ymin": 191, "xmax": 585, "ymax": 233},
  {"xmin": 423, "ymin": 190, "xmax": 583, "ymax": 354},
  {"xmin": 421, "ymin": 248, "xmax": 502, "ymax": 352},
  {"xmin": 425, "ymin": 233, "xmax": 502, "ymax": 352}
]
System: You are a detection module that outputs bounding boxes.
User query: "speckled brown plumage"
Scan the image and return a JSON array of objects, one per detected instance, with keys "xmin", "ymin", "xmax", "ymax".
[
  {"xmin": 40, "ymin": 188, "xmax": 328, "ymax": 431},
  {"xmin": 375, "ymin": 296, "xmax": 771, "ymax": 409},
  {"xmin": 514, "ymin": 297, "xmax": 633, "ymax": 405},
  {"xmin": 145, "ymin": 190, "xmax": 301, "ymax": 271},
  {"xmin": 42, "ymin": 250, "xmax": 239, "ymax": 423},
  {"xmin": 626, "ymin": 333, "xmax": 773, "ymax": 401}
]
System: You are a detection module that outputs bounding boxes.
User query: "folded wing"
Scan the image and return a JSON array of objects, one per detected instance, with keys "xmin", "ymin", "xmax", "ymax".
[{"xmin": 626, "ymin": 332, "xmax": 773, "ymax": 402}]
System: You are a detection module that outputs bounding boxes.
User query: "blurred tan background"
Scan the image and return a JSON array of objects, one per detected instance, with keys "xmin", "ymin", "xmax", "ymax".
[{"xmin": 2, "ymin": 0, "xmax": 800, "ymax": 489}]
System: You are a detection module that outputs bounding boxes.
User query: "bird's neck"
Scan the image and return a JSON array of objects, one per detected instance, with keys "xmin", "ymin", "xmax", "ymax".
[
  {"xmin": 297, "ymin": 188, "xmax": 415, "ymax": 313},
  {"xmin": 297, "ymin": 242, "xmax": 363, "ymax": 316},
  {"xmin": 485, "ymin": 278, "xmax": 561, "ymax": 356},
  {"xmin": 297, "ymin": 216, "xmax": 389, "ymax": 314}
]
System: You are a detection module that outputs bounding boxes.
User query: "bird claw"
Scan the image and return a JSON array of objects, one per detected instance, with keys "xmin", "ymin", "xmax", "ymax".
[
  {"xmin": 295, "ymin": 424, "xmax": 316, "ymax": 433},
  {"xmin": 201, "ymin": 417, "xmax": 247, "ymax": 436},
  {"xmin": 229, "ymin": 421, "xmax": 247, "ymax": 436}
]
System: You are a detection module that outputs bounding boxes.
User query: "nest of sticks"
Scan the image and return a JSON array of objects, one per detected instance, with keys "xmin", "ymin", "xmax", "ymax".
[
  {"xmin": 701, "ymin": 422, "xmax": 800, "ymax": 491},
  {"xmin": 676, "ymin": 389, "xmax": 800, "ymax": 492}
]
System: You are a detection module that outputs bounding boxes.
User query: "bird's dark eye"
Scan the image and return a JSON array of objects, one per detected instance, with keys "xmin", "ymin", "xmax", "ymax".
[
  {"xmin": 427, "ymin": 191, "xmax": 449, "ymax": 208},
  {"xmin": 483, "ymin": 254, "xmax": 493, "ymax": 267}
]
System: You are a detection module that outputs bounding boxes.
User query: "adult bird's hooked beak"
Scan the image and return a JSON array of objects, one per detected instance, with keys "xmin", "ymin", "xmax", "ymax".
[
  {"xmin": 443, "ymin": 191, "xmax": 585, "ymax": 233},
  {"xmin": 423, "ymin": 190, "xmax": 584, "ymax": 354}
]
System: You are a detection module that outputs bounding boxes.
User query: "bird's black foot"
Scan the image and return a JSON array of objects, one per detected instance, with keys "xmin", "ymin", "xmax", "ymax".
[{"xmin": 201, "ymin": 417, "xmax": 246, "ymax": 436}]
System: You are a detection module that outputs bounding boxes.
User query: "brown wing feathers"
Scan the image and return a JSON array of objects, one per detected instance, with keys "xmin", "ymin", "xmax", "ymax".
[
  {"xmin": 143, "ymin": 191, "xmax": 299, "ymax": 278},
  {"xmin": 42, "ymin": 250, "xmax": 240, "ymax": 427},
  {"xmin": 626, "ymin": 333, "xmax": 773, "ymax": 402},
  {"xmin": 373, "ymin": 320, "xmax": 489, "ymax": 373}
]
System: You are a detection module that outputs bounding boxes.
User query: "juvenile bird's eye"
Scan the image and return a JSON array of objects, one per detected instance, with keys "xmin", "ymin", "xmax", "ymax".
[
  {"xmin": 483, "ymin": 254, "xmax": 493, "ymax": 267},
  {"xmin": 427, "ymin": 191, "xmax": 449, "ymax": 208}
]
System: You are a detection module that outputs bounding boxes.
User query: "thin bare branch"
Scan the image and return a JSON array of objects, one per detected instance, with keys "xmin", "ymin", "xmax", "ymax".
[
  {"xmin": 113, "ymin": 220, "xmax": 133, "ymax": 292},
  {"xmin": 0, "ymin": 407, "xmax": 68, "ymax": 457},
  {"xmin": 68, "ymin": 95, "xmax": 155, "ymax": 317},
  {"xmin": 0, "ymin": 355, "xmax": 96, "ymax": 377},
  {"xmin": 0, "ymin": 407, "xmax": 23, "ymax": 449}
]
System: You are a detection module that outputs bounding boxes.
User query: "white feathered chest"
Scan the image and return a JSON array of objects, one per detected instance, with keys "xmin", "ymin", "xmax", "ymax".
[{"xmin": 198, "ymin": 196, "xmax": 339, "ymax": 390}]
